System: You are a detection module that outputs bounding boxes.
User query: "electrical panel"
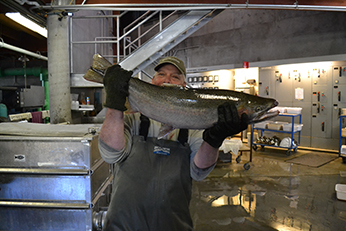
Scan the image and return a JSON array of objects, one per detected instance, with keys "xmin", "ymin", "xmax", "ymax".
[
  {"xmin": 186, "ymin": 70, "xmax": 234, "ymax": 90},
  {"xmin": 258, "ymin": 62, "xmax": 345, "ymax": 150}
]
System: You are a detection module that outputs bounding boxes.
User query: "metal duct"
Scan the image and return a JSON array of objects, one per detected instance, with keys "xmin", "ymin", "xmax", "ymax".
[{"xmin": 35, "ymin": 3, "xmax": 346, "ymax": 12}]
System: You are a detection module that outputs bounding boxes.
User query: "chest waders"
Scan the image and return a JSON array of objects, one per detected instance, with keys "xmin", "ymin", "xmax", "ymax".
[{"xmin": 103, "ymin": 115, "xmax": 192, "ymax": 231}]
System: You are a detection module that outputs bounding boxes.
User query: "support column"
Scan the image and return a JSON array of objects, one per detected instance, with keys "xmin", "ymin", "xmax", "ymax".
[{"xmin": 47, "ymin": 1, "xmax": 72, "ymax": 124}]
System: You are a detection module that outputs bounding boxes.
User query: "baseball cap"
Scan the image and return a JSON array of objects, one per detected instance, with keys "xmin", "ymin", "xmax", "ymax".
[{"xmin": 154, "ymin": 56, "xmax": 186, "ymax": 76}]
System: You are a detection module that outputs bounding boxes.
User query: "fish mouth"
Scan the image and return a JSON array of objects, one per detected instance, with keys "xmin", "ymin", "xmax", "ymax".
[{"xmin": 251, "ymin": 110, "xmax": 280, "ymax": 124}]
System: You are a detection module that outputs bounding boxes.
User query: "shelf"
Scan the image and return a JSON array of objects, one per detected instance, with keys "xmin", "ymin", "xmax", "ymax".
[
  {"xmin": 70, "ymin": 74, "xmax": 103, "ymax": 88},
  {"xmin": 253, "ymin": 128, "xmax": 301, "ymax": 134},
  {"xmin": 72, "ymin": 105, "xmax": 95, "ymax": 111},
  {"xmin": 278, "ymin": 113, "xmax": 301, "ymax": 117},
  {"xmin": 253, "ymin": 142, "xmax": 298, "ymax": 149}
]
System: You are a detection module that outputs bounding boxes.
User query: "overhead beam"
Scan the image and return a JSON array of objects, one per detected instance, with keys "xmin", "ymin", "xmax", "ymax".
[{"xmin": 73, "ymin": 0, "xmax": 346, "ymax": 7}]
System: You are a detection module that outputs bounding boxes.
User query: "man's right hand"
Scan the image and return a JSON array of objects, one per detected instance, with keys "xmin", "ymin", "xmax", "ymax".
[{"xmin": 103, "ymin": 65, "xmax": 133, "ymax": 111}]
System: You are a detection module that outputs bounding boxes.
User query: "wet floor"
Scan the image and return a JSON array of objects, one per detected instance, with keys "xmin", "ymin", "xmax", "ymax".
[{"xmin": 190, "ymin": 147, "xmax": 346, "ymax": 231}]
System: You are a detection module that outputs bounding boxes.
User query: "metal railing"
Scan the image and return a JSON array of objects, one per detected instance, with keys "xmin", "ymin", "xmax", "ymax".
[
  {"xmin": 123, "ymin": 10, "xmax": 177, "ymax": 58},
  {"xmin": 70, "ymin": 10, "xmax": 180, "ymax": 70}
]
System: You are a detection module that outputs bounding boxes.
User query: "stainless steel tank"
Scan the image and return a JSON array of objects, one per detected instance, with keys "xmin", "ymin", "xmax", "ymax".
[{"xmin": 0, "ymin": 123, "xmax": 111, "ymax": 231}]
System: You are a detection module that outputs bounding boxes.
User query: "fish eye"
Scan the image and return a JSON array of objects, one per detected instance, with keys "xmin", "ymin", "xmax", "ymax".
[{"xmin": 255, "ymin": 106, "xmax": 262, "ymax": 112}]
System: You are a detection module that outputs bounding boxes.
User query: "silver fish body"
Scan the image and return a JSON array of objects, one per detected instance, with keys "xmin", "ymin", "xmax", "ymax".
[
  {"xmin": 83, "ymin": 54, "xmax": 279, "ymax": 129},
  {"xmin": 128, "ymin": 78, "xmax": 278, "ymax": 129}
]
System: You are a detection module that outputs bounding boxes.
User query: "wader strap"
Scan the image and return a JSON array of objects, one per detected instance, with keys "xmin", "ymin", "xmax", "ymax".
[
  {"xmin": 139, "ymin": 114, "xmax": 150, "ymax": 141},
  {"xmin": 139, "ymin": 114, "xmax": 189, "ymax": 145},
  {"xmin": 178, "ymin": 129, "xmax": 188, "ymax": 145}
]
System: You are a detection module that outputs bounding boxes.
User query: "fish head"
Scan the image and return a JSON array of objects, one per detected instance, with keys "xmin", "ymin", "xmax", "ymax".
[{"xmin": 238, "ymin": 96, "xmax": 279, "ymax": 124}]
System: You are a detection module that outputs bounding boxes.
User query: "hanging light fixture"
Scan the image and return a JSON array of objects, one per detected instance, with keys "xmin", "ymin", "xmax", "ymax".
[{"xmin": 5, "ymin": 12, "xmax": 47, "ymax": 38}]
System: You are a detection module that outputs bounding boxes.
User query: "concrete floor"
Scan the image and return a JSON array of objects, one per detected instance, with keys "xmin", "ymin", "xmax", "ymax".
[{"xmin": 190, "ymin": 147, "xmax": 346, "ymax": 231}]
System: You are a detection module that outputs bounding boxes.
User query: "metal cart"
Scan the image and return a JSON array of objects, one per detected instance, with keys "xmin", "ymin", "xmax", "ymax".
[
  {"xmin": 339, "ymin": 115, "xmax": 346, "ymax": 163},
  {"xmin": 251, "ymin": 113, "xmax": 302, "ymax": 156}
]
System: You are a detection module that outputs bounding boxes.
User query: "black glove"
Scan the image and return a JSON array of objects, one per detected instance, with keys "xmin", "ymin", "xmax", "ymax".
[
  {"xmin": 203, "ymin": 102, "xmax": 249, "ymax": 148},
  {"xmin": 103, "ymin": 64, "xmax": 133, "ymax": 111}
]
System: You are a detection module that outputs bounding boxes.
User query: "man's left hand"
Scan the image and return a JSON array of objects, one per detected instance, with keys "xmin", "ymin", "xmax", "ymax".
[{"xmin": 203, "ymin": 102, "xmax": 249, "ymax": 148}]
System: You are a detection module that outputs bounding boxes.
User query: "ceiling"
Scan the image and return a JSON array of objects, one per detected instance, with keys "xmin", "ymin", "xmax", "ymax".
[
  {"xmin": 0, "ymin": 0, "xmax": 47, "ymax": 67},
  {"xmin": 0, "ymin": 0, "xmax": 345, "ymax": 67}
]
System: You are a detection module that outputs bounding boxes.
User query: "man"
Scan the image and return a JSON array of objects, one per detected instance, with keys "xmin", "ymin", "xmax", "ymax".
[{"xmin": 99, "ymin": 56, "xmax": 249, "ymax": 231}]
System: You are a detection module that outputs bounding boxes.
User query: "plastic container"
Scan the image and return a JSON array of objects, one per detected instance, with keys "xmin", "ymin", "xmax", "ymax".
[
  {"xmin": 335, "ymin": 184, "xmax": 346, "ymax": 201},
  {"xmin": 285, "ymin": 107, "xmax": 302, "ymax": 114},
  {"xmin": 267, "ymin": 123, "xmax": 282, "ymax": 130},
  {"xmin": 282, "ymin": 123, "xmax": 304, "ymax": 132},
  {"xmin": 254, "ymin": 122, "xmax": 268, "ymax": 129},
  {"xmin": 71, "ymin": 101, "xmax": 79, "ymax": 110},
  {"xmin": 342, "ymin": 128, "xmax": 346, "ymax": 137},
  {"xmin": 267, "ymin": 122, "xmax": 287, "ymax": 130},
  {"xmin": 341, "ymin": 145, "xmax": 346, "ymax": 155},
  {"xmin": 269, "ymin": 106, "xmax": 286, "ymax": 114},
  {"xmin": 342, "ymin": 108, "xmax": 346, "ymax": 115}
]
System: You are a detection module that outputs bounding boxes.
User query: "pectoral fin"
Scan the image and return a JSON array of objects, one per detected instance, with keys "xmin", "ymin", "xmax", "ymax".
[{"xmin": 158, "ymin": 124, "xmax": 175, "ymax": 139}]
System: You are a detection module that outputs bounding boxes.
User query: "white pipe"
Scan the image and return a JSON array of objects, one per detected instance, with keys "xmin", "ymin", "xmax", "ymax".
[
  {"xmin": 14, "ymin": 0, "xmax": 40, "ymax": 7},
  {"xmin": 35, "ymin": 4, "xmax": 346, "ymax": 12},
  {"xmin": 0, "ymin": 39, "xmax": 48, "ymax": 61}
]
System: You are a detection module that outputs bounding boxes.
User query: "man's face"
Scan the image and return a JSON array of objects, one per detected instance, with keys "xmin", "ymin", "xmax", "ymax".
[{"xmin": 152, "ymin": 64, "xmax": 186, "ymax": 87}]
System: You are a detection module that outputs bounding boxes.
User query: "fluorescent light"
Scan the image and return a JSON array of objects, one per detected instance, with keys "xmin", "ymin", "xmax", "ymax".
[{"xmin": 5, "ymin": 12, "xmax": 47, "ymax": 38}]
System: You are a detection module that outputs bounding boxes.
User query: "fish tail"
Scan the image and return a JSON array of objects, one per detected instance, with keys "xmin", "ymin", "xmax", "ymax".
[{"xmin": 83, "ymin": 54, "xmax": 113, "ymax": 84}]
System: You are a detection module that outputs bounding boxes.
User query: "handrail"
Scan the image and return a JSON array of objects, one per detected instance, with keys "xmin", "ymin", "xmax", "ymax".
[
  {"xmin": 70, "ymin": 10, "xmax": 184, "ymax": 68},
  {"xmin": 124, "ymin": 10, "xmax": 178, "ymax": 57},
  {"xmin": 123, "ymin": 11, "xmax": 151, "ymax": 32},
  {"xmin": 69, "ymin": 9, "xmax": 199, "ymax": 72}
]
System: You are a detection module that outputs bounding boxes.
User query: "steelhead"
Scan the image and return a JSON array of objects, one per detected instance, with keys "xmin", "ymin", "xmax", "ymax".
[{"xmin": 84, "ymin": 54, "xmax": 279, "ymax": 129}]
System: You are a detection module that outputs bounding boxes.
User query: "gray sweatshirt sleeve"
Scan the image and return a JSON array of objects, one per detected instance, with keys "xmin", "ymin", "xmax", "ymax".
[
  {"xmin": 98, "ymin": 114, "xmax": 138, "ymax": 164},
  {"xmin": 188, "ymin": 129, "xmax": 216, "ymax": 181}
]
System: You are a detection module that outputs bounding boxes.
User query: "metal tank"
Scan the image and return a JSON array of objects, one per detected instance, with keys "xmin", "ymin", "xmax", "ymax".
[{"xmin": 0, "ymin": 123, "xmax": 111, "ymax": 231}]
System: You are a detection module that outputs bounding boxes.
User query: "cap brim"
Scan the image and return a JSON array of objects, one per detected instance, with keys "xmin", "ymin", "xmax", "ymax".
[{"xmin": 154, "ymin": 62, "xmax": 185, "ymax": 76}]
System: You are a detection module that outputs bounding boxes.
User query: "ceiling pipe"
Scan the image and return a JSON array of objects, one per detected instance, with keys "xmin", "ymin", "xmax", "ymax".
[
  {"xmin": 34, "ymin": 3, "xmax": 346, "ymax": 12},
  {"xmin": 0, "ymin": 39, "xmax": 48, "ymax": 61}
]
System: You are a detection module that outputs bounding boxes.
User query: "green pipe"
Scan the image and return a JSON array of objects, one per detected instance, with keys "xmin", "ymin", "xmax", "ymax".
[
  {"xmin": 0, "ymin": 67, "xmax": 47, "ymax": 79},
  {"xmin": 42, "ymin": 74, "xmax": 50, "ymax": 111},
  {"xmin": 0, "ymin": 67, "xmax": 50, "ymax": 110}
]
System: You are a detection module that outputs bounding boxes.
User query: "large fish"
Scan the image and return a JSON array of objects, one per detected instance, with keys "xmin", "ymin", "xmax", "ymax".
[{"xmin": 84, "ymin": 54, "xmax": 279, "ymax": 131}]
